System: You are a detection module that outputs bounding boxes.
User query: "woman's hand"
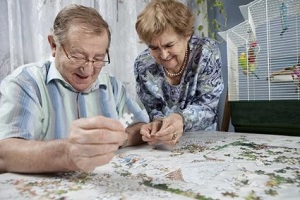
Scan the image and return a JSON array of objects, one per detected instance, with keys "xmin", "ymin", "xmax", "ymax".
[
  {"xmin": 140, "ymin": 120, "xmax": 163, "ymax": 145},
  {"xmin": 140, "ymin": 113, "xmax": 184, "ymax": 146}
]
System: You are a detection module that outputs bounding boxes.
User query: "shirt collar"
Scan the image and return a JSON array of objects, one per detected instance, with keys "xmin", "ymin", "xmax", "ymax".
[{"xmin": 46, "ymin": 61, "xmax": 101, "ymax": 93}]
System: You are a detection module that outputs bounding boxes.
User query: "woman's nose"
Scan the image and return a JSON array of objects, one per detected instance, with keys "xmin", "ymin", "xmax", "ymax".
[{"xmin": 160, "ymin": 48, "xmax": 169, "ymax": 59}]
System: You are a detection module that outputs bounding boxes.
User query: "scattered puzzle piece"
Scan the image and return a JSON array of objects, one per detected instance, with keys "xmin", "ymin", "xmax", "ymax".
[{"xmin": 119, "ymin": 113, "xmax": 134, "ymax": 128}]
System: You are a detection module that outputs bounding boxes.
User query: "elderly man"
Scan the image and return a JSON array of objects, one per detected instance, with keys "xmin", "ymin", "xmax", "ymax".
[{"xmin": 0, "ymin": 4, "xmax": 149, "ymax": 173}]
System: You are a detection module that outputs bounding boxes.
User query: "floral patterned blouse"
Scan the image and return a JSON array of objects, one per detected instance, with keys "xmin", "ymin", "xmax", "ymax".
[{"xmin": 134, "ymin": 35, "xmax": 224, "ymax": 131}]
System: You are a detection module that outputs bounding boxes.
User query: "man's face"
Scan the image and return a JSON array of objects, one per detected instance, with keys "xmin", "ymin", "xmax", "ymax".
[{"xmin": 52, "ymin": 26, "xmax": 109, "ymax": 92}]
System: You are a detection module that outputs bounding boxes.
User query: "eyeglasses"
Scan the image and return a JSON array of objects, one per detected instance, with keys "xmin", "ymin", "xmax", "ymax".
[{"xmin": 61, "ymin": 44, "xmax": 110, "ymax": 68}]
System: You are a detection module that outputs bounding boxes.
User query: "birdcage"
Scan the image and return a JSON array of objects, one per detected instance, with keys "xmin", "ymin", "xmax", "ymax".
[{"xmin": 221, "ymin": 0, "xmax": 300, "ymax": 135}]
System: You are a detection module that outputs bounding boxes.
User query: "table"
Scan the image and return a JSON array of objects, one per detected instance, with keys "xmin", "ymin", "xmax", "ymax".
[{"xmin": 0, "ymin": 131, "xmax": 299, "ymax": 200}]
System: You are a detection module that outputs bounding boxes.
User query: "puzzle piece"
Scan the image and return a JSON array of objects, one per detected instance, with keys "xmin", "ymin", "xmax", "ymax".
[{"xmin": 119, "ymin": 113, "xmax": 134, "ymax": 128}]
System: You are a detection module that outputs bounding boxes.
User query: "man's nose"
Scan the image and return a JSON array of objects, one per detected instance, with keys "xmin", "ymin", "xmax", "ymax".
[{"xmin": 81, "ymin": 61, "xmax": 94, "ymax": 74}]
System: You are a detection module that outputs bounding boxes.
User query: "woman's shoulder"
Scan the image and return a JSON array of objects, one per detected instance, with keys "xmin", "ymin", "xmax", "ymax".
[
  {"xmin": 134, "ymin": 48, "xmax": 157, "ymax": 74},
  {"xmin": 135, "ymin": 48, "xmax": 152, "ymax": 63},
  {"xmin": 190, "ymin": 35, "xmax": 218, "ymax": 51}
]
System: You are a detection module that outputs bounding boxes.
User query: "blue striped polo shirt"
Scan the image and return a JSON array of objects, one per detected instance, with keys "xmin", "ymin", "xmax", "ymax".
[{"xmin": 0, "ymin": 61, "xmax": 149, "ymax": 140}]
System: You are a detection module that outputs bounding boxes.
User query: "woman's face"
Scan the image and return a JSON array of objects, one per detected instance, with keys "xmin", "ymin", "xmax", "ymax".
[{"xmin": 148, "ymin": 28, "xmax": 190, "ymax": 73}]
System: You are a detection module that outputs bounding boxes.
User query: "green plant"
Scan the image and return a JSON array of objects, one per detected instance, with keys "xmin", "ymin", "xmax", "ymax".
[{"xmin": 195, "ymin": 0, "xmax": 227, "ymax": 41}]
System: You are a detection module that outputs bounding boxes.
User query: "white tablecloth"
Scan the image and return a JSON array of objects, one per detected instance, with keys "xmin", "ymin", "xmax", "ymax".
[{"xmin": 0, "ymin": 131, "xmax": 299, "ymax": 200}]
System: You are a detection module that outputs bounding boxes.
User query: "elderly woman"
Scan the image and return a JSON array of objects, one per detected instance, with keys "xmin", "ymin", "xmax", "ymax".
[{"xmin": 134, "ymin": 0, "xmax": 224, "ymax": 146}]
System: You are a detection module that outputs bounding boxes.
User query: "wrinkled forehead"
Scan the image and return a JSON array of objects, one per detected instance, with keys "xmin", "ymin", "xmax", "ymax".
[
  {"xmin": 148, "ymin": 29, "xmax": 181, "ymax": 47},
  {"xmin": 66, "ymin": 26, "xmax": 109, "ymax": 46}
]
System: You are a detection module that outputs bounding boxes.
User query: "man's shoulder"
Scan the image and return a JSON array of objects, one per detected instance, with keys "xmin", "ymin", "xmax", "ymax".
[
  {"xmin": 98, "ymin": 72, "xmax": 122, "ymax": 86},
  {"xmin": 0, "ymin": 61, "xmax": 51, "ymax": 99},
  {"xmin": 9, "ymin": 61, "xmax": 50, "ymax": 82}
]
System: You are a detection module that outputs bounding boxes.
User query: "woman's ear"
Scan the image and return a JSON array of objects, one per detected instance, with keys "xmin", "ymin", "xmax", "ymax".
[{"xmin": 48, "ymin": 35, "xmax": 57, "ymax": 57}]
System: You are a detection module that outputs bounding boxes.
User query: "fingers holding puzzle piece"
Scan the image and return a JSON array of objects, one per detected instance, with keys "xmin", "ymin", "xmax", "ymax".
[{"xmin": 119, "ymin": 113, "xmax": 134, "ymax": 128}]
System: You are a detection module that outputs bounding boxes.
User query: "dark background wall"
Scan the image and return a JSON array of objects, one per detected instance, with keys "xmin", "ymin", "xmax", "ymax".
[{"xmin": 207, "ymin": 0, "xmax": 254, "ymax": 131}]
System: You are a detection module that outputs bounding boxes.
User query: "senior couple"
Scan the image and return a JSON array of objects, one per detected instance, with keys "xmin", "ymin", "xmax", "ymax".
[{"xmin": 0, "ymin": 0, "xmax": 223, "ymax": 173}]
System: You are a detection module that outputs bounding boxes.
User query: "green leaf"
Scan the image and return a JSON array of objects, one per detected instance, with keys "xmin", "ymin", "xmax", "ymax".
[{"xmin": 198, "ymin": 25, "xmax": 204, "ymax": 31}]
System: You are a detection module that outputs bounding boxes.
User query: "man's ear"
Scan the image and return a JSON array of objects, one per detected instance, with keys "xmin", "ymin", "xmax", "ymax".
[{"xmin": 48, "ymin": 35, "xmax": 57, "ymax": 57}]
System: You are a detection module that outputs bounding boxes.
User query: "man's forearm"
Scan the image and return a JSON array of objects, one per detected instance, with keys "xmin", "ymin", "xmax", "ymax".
[
  {"xmin": 0, "ymin": 138, "xmax": 76, "ymax": 173},
  {"xmin": 125, "ymin": 122, "xmax": 146, "ymax": 146}
]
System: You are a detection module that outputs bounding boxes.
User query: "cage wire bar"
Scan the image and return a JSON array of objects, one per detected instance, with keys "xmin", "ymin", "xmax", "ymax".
[{"xmin": 226, "ymin": 0, "xmax": 300, "ymax": 101}]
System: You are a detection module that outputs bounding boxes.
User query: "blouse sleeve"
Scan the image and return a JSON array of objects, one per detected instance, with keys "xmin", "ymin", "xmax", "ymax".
[
  {"xmin": 179, "ymin": 39, "xmax": 224, "ymax": 131},
  {"xmin": 134, "ymin": 53, "xmax": 166, "ymax": 120}
]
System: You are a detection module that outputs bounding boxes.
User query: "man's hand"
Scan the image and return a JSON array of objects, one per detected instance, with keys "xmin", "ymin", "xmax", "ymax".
[
  {"xmin": 0, "ymin": 116, "xmax": 127, "ymax": 173},
  {"xmin": 67, "ymin": 116, "xmax": 127, "ymax": 172}
]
